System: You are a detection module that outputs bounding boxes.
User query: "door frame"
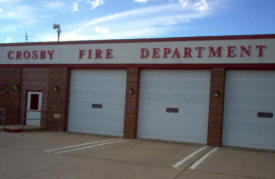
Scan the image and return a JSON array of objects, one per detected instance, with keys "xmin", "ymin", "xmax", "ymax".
[{"xmin": 24, "ymin": 90, "xmax": 43, "ymax": 125}]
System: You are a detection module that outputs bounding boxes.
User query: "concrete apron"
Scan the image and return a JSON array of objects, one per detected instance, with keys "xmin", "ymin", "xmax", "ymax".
[
  {"xmin": 59, "ymin": 139, "xmax": 209, "ymax": 169},
  {"xmin": 1, "ymin": 132, "xmax": 275, "ymax": 179},
  {"xmin": 178, "ymin": 147, "xmax": 275, "ymax": 179}
]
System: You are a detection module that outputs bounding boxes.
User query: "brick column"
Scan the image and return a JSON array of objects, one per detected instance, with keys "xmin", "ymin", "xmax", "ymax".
[
  {"xmin": 207, "ymin": 68, "xmax": 226, "ymax": 146},
  {"xmin": 123, "ymin": 68, "xmax": 140, "ymax": 138},
  {"xmin": 46, "ymin": 68, "xmax": 70, "ymax": 131},
  {"xmin": 0, "ymin": 68, "xmax": 22, "ymax": 125}
]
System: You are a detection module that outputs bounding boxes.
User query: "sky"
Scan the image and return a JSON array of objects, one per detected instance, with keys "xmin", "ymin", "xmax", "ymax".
[{"xmin": 0, "ymin": 0, "xmax": 274, "ymax": 43}]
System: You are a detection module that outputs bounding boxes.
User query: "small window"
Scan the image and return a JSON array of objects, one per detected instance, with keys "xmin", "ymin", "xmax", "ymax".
[{"xmin": 30, "ymin": 94, "xmax": 39, "ymax": 110}]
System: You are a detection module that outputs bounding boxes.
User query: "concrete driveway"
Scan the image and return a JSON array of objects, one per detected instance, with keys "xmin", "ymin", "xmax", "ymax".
[{"xmin": 0, "ymin": 131, "xmax": 274, "ymax": 179}]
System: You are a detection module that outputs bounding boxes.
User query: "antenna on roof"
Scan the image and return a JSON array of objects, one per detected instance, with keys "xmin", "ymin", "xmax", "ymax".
[
  {"xmin": 25, "ymin": 32, "xmax": 28, "ymax": 43},
  {"xmin": 53, "ymin": 24, "xmax": 61, "ymax": 42}
]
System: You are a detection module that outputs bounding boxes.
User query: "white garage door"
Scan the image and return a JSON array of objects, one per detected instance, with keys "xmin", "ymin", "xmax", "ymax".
[
  {"xmin": 68, "ymin": 70, "xmax": 126, "ymax": 136},
  {"xmin": 138, "ymin": 70, "xmax": 210, "ymax": 144},
  {"xmin": 223, "ymin": 70, "xmax": 275, "ymax": 150}
]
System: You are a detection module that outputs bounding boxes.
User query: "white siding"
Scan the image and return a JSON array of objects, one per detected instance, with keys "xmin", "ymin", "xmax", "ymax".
[
  {"xmin": 68, "ymin": 70, "xmax": 126, "ymax": 136},
  {"xmin": 138, "ymin": 70, "xmax": 210, "ymax": 144},
  {"xmin": 223, "ymin": 70, "xmax": 275, "ymax": 150}
]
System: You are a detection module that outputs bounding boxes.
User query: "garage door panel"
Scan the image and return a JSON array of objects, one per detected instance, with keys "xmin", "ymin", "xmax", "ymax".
[
  {"xmin": 138, "ymin": 70, "xmax": 210, "ymax": 144},
  {"xmin": 69, "ymin": 115, "xmax": 125, "ymax": 136},
  {"xmin": 223, "ymin": 70, "xmax": 275, "ymax": 150},
  {"xmin": 68, "ymin": 70, "xmax": 126, "ymax": 136}
]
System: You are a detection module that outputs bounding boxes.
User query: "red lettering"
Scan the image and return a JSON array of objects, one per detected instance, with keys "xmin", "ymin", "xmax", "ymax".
[
  {"xmin": 8, "ymin": 50, "xmax": 56, "ymax": 60},
  {"xmin": 88, "ymin": 49, "xmax": 92, "ymax": 59},
  {"xmin": 256, "ymin": 45, "xmax": 266, "ymax": 57},
  {"xmin": 95, "ymin": 49, "xmax": 102, "ymax": 59},
  {"xmin": 152, "ymin": 48, "xmax": 160, "ymax": 58},
  {"xmin": 48, "ymin": 50, "xmax": 54, "ymax": 60},
  {"xmin": 163, "ymin": 48, "xmax": 171, "ymax": 58},
  {"xmin": 172, "ymin": 48, "xmax": 180, "ymax": 58},
  {"xmin": 184, "ymin": 47, "xmax": 192, "ymax": 58},
  {"xmin": 106, "ymin": 49, "xmax": 113, "ymax": 59},
  {"xmin": 40, "ymin": 51, "xmax": 46, "ymax": 59},
  {"xmin": 240, "ymin": 46, "xmax": 251, "ymax": 57},
  {"xmin": 227, "ymin": 46, "xmax": 236, "ymax": 57},
  {"xmin": 79, "ymin": 49, "xmax": 85, "ymax": 59},
  {"xmin": 8, "ymin": 51, "xmax": 14, "ymax": 59},
  {"xmin": 23, "ymin": 51, "xmax": 31, "ymax": 59},
  {"xmin": 32, "ymin": 50, "xmax": 38, "ymax": 59},
  {"xmin": 209, "ymin": 47, "xmax": 222, "ymax": 57},
  {"xmin": 195, "ymin": 47, "xmax": 204, "ymax": 58},
  {"xmin": 16, "ymin": 51, "xmax": 22, "ymax": 60},
  {"xmin": 141, "ymin": 48, "xmax": 149, "ymax": 59}
]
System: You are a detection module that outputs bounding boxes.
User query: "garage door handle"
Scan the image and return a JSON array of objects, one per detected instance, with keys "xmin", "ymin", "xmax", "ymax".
[
  {"xmin": 257, "ymin": 112, "xmax": 273, "ymax": 118},
  {"xmin": 166, "ymin": 108, "xmax": 179, "ymax": 113},
  {"xmin": 92, "ymin": 104, "xmax": 103, "ymax": 109}
]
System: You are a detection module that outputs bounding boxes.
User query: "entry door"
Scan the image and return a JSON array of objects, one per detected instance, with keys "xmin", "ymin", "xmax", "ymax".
[{"xmin": 26, "ymin": 91, "xmax": 42, "ymax": 126}]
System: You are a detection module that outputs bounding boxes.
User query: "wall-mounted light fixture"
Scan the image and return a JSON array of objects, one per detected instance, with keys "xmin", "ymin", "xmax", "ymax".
[
  {"xmin": 53, "ymin": 86, "xmax": 59, "ymax": 92},
  {"xmin": 128, "ymin": 88, "xmax": 134, "ymax": 95},
  {"xmin": 214, "ymin": 90, "xmax": 220, "ymax": 97},
  {"xmin": 13, "ymin": 85, "xmax": 20, "ymax": 91}
]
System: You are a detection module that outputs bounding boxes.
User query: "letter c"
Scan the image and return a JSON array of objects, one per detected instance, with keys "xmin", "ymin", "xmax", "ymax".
[{"xmin": 8, "ymin": 51, "xmax": 14, "ymax": 59}]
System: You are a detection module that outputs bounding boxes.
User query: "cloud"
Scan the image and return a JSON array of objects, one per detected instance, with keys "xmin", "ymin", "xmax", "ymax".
[
  {"xmin": 5, "ymin": 37, "xmax": 12, "ymax": 43},
  {"xmin": 41, "ymin": 26, "xmax": 166, "ymax": 41},
  {"xmin": 0, "ymin": 1, "xmax": 47, "ymax": 36},
  {"xmin": 194, "ymin": 0, "xmax": 209, "ymax": 11},
  {"xmin": 179, "ymin": 0, "xmax": 188, "ymax": 7},
  {"xmin": 0, "ymin": 25, "xmax": 18, "ymax": 33},
  {"xmin": 41, "ymin": 0, "xmax": 224, "ymax": 41},
  {"xmin": 72, "ymin": 1, "xmax": 79, "ymax": 12},
  {"xmin": 95, "ymin": 25, "xmax": 109, "ymax": 34},
  {"xmin": 74, "ymin": 3, "xmax": 184, "ymax": 30},
  {"xmin": 72, "ymin": 1, "xmax": 79, "ymax": 11},
  {"xmin": 87, "ymin": 0, "xmax": 104, "ymax": 10},
  {"xmin": 43, "ymin": 1, "xmax": 65, "ymax": 10},
  {"xmin": 71, "ymin": 0, "xmax": 104, "ymax": 11},
  {"xmin": 0, "ymin": 8, "xmax": 3, "ymax": 12},
  {"xmin": 133, "ymin": 0, "xmax": 149, "ymax": 3},
  {"xmin": 0, "ymin": 0, "xmax": 14, "ymax": 2},
  {"xmin": 0, "ymin": 5, "xmax": 34, "ymax": 20}
]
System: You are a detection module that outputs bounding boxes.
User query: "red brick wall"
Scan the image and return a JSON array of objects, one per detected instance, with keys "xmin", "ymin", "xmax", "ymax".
[
  {"xmin": 123, "ymin": 68, "xmax": 140, "ymax": 138},
  {"xmin": 46, "ymin": 68, "xmax": 69, "ymax": 131},
  {"xmin": 0, "ymin": 68, "xmax": 22, "ymax": 125},
  {"xmin": 207, "ymin": 68, "xmax": 225, "ymax": 146},
  {"xmin": 20, "ymin": 68, "xmax": 49, "ymax": 127},
  {"xmin": 1, "ymin": 66, "xmax": 227, "ymax": 145}
]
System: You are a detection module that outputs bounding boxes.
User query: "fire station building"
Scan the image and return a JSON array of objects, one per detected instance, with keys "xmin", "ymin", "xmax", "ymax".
[{"xmin": 0, "ymin": 34, "xmax": 275, "ymax": 151}]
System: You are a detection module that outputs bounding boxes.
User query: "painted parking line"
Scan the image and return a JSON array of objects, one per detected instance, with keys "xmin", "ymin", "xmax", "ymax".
[
  {"xmin": 55, "ymin": 139, "xmax": 130, "ymax": 154},
  {"xmin": 172, "ymin": 146, "xmax": 208, "ymax": 169},
  {"xmin": 189, "ymin": 147, "xmax": 219, "ymax": 170},
  {"xmin": 45, "ymin": 139, "xmax": 120, "ymax": 153}
]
